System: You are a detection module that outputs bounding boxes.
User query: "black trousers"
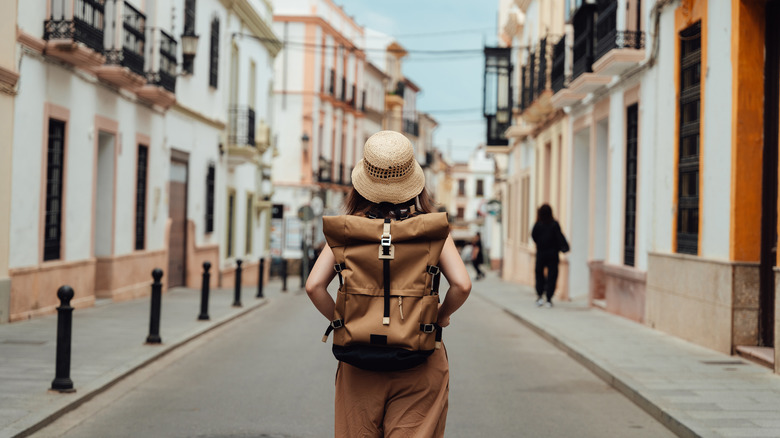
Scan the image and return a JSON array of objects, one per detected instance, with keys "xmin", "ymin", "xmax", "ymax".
[
  {"xmin": 472, "ymin": 260, "xmax": 483, "ymax": 277},
  {"xmin": 535, "ymin": 254, "xmax": 559, "ymax": 301}
]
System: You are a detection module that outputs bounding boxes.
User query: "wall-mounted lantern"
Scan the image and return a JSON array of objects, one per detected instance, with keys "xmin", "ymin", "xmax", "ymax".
[{"xmin": 180, "ymin": 33, "xmax": 199, "ymax": 75}]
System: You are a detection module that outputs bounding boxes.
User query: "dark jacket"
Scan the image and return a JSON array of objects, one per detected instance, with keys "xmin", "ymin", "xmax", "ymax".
[{"xmin": 532, "ymin": 220, "xmax": 567, "ymax": 259}]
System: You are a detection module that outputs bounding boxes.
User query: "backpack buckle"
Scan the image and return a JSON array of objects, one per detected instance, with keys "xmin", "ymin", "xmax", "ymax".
[
  {"xmin": 381, "ymin": 235, "xmax": 392, "ymax": 246},
  {"xmin": 426, "ymin": 265, "xmax": 440, "ymax": 275},
  {"xmin": 421, "ymin": 323, "xmax": 436, "ymax": 333},
  {"xmin": 331, "ymin": 319, "xmax": 343, "ymax": 329},
  {"xmin": 378, "ymin": 244, "xmax": 395, "ymax": 259},
  {"xmin": 333, "ymin": 263, "xmax": 344, "ymax": 273}
]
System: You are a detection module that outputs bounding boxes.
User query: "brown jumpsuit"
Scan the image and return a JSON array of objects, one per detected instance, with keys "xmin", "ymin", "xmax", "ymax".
[{"xmin": 334, "ymin": 346, "xmax": 449, "ymax": 437}]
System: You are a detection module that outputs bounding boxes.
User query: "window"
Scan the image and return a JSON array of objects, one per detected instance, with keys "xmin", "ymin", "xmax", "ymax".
[
  {"xmin": 676, "ymin": 23, "xmax": 701, "ymax": 255},
  {"xmin": 205, "ymin": 164, "xmax": 215, "ymax": 232},
  {"xmin": 226, "ymin": 190, "xmax": 235, "ymax": 257},
  {"xmin": 209, "ymin": 18, "xmax": 220, "ymax": 88},
  {"xmin": 457, "ymin": 207, "xmax": 465, "ymax": 219},
  {"xmin": 624, "ymin": 103, "xmax": 638, "ymax": 266},
  {"xmin": 183, "ymin": 0, "xmax": 196, "ymax": 34},
  {"xmin": 44, "ymin": 119, "xmax": 66, "ymax": 261},
  {"xmin": 476, "ymin": 179, "xmax": 484, "ymax": 196},
  {"xmin": 458, "ymin": 179, "xmax": 466, "ymax": 196},
  {"xmin": 135, "ymin": 145, "xmax": 148, "ymax": 250},
  {"xmin": 521, "ymin": 175, "xmax": 530, "ymax": 244},
  {"xmin": 245, "ymin": 194, "xmax": 253, "ymax": 255}
]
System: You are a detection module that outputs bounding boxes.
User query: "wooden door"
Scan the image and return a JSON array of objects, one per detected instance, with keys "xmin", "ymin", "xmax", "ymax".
[{"xmin": 168, "ymin": 159, "xmax": 188, "ymax": 288}]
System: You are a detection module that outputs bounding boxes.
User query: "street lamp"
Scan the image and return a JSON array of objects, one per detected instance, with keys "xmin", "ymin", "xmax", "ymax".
[{"xmin": 180, "ymin": 32, "xmax": 199, "ymax": 75}]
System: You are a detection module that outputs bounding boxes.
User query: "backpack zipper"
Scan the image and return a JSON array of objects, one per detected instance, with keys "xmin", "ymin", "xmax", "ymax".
[{"xmin": 398, "ymin": 296, "xmax": 404, "ymax": 320}]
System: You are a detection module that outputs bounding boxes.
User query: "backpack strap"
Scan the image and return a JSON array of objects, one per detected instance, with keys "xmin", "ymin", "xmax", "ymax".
[
  {"xmin": 321, "ymin": 319, "xmax": 344, "ymax": 342},
  {"xmin": 426, "ymin": 265, "xmax": 441, "ymax": 295},
  {"xmin": 379, "ymin": 218, "xmax": 393, "ymax": 325},
  {"xmin": 333, "ymin": 262, "xmax": 346, "ymax": 286}
]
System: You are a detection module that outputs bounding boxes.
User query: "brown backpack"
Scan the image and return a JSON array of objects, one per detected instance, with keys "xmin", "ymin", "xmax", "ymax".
[{"xmin": 321, "ymin": 212, "xmax": 450, "ymax": 371}]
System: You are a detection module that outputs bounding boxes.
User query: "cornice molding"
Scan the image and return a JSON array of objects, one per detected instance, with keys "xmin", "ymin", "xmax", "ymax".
[
  {"xmin": 221, "ymin": 0, "xmax": 282, "ymax": 57},
  {"xmin": 0, "ymin": 65, "xmax": 19, "ymax": 95},
  {"xmin": 172, "ymin": 102, "xmax": 227, "ymax": 130}
]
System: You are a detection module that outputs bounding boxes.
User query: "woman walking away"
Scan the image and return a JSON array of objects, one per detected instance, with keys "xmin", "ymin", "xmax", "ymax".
[
  {"xmin": 305, "ymin": 130, "xmax": 472, "ymax": 437},
  {"xmin": 531, "ymin": 204, "xmax": 569, "ymax": 308},
  {"xmin": 471, "ymin": 232, "xmax": 485, "ymax": 280}
]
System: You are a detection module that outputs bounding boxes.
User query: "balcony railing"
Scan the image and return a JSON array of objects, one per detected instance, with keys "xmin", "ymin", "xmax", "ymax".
[
  {"xmin": 146, "ymin": 30, "xmax": 177, "ymax": 93},
  {"xmin": 340, "ymin": 77, "xmax": 347, "ymax": 101},
  {"xmin": 228, "ymin": 106, "xmax": 256, "ymax": 147},
  {"xmin": 328, "ymin": 69, "xmax": 335, "ymax": 95},
  {"xmin": 44, "ymin": 0, "xmax": 106, "ymax": 54},
  {"xmin": 105, "ymin": 1, "xmax": 145, "ymax": 76},
  {"xmin": 551, "ymin": 37, "xmax": 566, "ymax": 93},
  {"xmin": 403, "ymin": 119, "xmax": 419, "ymax": 137},
  {"xmin": 535, "ymin": 38, "xmax": 548, "ymax": 98},
  {"xmin": 318, "ymin": 157, "xmax": 332, "ymax": 183},
  {"xmin": 596, "ymin": 30, "xmax": 645, "ymax": 62},
  {"xmin": 486, "ymin": 114, "xmax": 509, "ymax": 146},
  {"xmin": 571, "ymin": 3, "xmax": 596, "ymax": 82}
]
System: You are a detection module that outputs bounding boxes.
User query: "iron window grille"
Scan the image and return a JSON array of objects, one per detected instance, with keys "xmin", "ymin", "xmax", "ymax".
[
  {"xmin": 147, "ymin": 29, "xmax": 177, "ymax": 92},
  {"xmin": 205, "ymin": 164, "xmax": 215, "ymax": 233},
  {"xmin": 43, "ymin": 0, "xmax": 105, "ymax": 54},
  {"xmin": 183, "ymin": 0, "xmax": 196, "ymax": 35},
  {"xmin": 551, "ymin": 37, "xmax": 566, "ymax": 93},
  {"xmin": 135, "ymin": 145, "xmax": 148, "ymax": 251},
  {"xmin": 624, "ymin": 103, "xmax": 638, "ymax": 266},
  {"xmin": 121, "ymin": 1, "xmax": 145, "ymax": 76},
  {"xmin": 676, "ymin": 22, "xmax": 701, "ymax": 255},
  {"xmin": 209, "ymin": 18, "xmax": 219, "ymax": 88},
  {"xmin": 44, "ymin": 119, "xmax": 66, "ymax": 262},
  {"xmin": 536, "ymin": 37, "xmax": 548, "ymax": 99}
]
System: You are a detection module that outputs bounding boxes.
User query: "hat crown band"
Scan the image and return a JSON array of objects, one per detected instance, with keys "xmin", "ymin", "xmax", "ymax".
[{"xmin": 364, "ymin": 156, "xmax": 415, "ymax": 180}]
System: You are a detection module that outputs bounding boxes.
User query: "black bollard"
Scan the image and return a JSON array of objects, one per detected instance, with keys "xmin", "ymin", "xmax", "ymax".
[
  {"xmin": 198, "ymin": 262, "xmax": 211, "ymax": 320},
  {"xmin": 233, "ymin": 259, "xmax": 243, "ymax": 307},
  {"xmin": 282, "ymin": 259, "xmax": 288, "ymax": 292},
  {"xmin": 51, "ymin": 285, "xmax": 76, "ymax": 393},
  {"xmin": 146, "ymin": 269, "xmax": 163, "ymax": 344},
  {"xmin": 256, "ymin": 258, "xmax": 265, "ymax": 298}
]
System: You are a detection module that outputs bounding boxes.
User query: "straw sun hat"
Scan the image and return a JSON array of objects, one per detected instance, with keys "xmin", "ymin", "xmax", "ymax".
[{"xmin": 351, "ymin": 130, "xmax": 425, "ymax": 205}]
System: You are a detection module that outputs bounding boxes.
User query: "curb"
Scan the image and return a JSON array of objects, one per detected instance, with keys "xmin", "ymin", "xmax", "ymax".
[
  {"xmin": 8, "ymin": 297, "xmax": 270, "ymax": 438},
  {"xmin": 499, "ymin": 306, "xmax": 702, "ymax": 438}
]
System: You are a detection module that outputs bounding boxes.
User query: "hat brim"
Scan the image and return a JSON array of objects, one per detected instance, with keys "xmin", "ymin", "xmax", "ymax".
[{"xmin": 351, "ymin": 159, "xmax": 426, "ymax": 204}]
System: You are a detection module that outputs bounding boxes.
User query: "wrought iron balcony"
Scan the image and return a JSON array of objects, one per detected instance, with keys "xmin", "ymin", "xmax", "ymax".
[
  {"xmin": 105, "ymin": 1, "xmax": 146, "ymax": 77},
  {"xmin": 228, "ymin": 106, "xmax": 256, "ymax": 147},
  {"xmin": 551, "ymin": 37, "xmax": 566, "ymax": 93},
  {"xmin": 403, "ymin": 119, "xmax": 419, "ymax": 137},
  {"xmin": 318, "ymin": 157, "xmax": 332, "ymax": 183},
  {"xmin": 485, "ymin": 114, "xmax": 509, "ymax": 146},
  {"xmin": 596, "ymin": 30, "xmax": 645, "ymax": 63},
  {"xmin": 535, "ymin": 38, "xmax": 549, "ymax": 98},
  {"xmin": 328, "ymin": 69, "xmax": 335, "ymax": 95},
  {"xmin": 340, "ymin": 76, "xmax": 347, "ymax": 101},
  {"xmin": 146, "ymin": 30, "xmax": 177, "ymax": 93},
  {"xmin": 44, "ymin": 0, "xmax": 106, "ymax": 54},
  {"xmin": 571, "ymin": 3, "xmax": 596, "ymax": 82}
]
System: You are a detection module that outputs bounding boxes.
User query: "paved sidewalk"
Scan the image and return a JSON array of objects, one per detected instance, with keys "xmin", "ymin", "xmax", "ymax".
[
  {"xmin": 475, "ymin": 273, "xmax": 780, "ymax": 438},
  {"xmin": 0, "ymin": 280, "xmax": 285, "ymax": 438}
]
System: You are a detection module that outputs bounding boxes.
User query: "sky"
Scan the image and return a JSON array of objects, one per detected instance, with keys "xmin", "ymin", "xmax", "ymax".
[{"xmin": 335, "ymin": 0, "xmax": 500, "ymax": 162}]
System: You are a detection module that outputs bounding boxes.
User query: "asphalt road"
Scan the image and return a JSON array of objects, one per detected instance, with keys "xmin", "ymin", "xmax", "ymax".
[{"xmin": 33, "ymin": 283, "xmax": 677, "ymax": 438}]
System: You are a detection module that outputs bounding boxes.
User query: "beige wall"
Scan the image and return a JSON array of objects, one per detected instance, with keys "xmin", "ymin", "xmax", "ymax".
[{"xmin": 0, "ymin": 0, "xmax": 18, "ymax": 323}]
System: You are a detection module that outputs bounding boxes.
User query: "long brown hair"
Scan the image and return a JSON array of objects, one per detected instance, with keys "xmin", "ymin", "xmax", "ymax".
[{"xmin": 344, "ymin": 187, "xmax": 436, "ymax": 217}]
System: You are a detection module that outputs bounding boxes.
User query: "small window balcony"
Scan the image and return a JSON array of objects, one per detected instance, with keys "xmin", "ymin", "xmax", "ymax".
[
  {"xmin": 95, "ymin": 1, "xmax": 146, "ymax": 90},
  {"xmin": 43, "ymin": 0, "xmax": 107, "ymax": 68},
  {"xmin": 317, "ymin": 157, "xmax": 332, "ymax": 184},
  {"xmin": 568, "ymin": 3, "xmax": 610, "ymax": 96},
  {"xmin": 403, "ymin": 119, "xmax": 419, "ymax": 137},
  {"xmin": 137, "ymin": 29, "xmax": 177, "ymax": 108},
  {"xmin": 226, "ymin": 106, "xmax": 259, "ymax": 167},
  {"xmin": 592, "ymin": 0, "xmax": 645, "ymax": 77},
  {"xmin": 550, "ymin": 35, "xmax": 587, "ymax": 108}
]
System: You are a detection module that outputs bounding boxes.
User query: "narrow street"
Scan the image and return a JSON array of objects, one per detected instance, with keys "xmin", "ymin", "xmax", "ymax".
[{"xmin": 33, "ymin": 284, "xmax": 676, "ymax": 438}]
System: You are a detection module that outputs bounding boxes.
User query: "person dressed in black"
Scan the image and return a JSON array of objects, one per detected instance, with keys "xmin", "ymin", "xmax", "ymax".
[
  {"xmin": 471, "ymin": 232, "xmax": 485, "ymax": 280},
  {"xmin": 531, "ymin": 204, "xmax": 569, "ymax": 308}
]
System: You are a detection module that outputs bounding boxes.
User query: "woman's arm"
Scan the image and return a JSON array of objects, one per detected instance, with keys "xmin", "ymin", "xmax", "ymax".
[
  {"xmin": 437, "ymin": 235, "xmax": 472, "ymax": 327},
  {"xmin": 304, "ymin": 244, "xmax": 337, "ymax": 320}
]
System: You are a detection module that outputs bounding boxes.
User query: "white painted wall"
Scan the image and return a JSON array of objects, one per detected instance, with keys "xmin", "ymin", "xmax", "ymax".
[
  {"xmin": 606, "ymin": 88, "xmax": 626, "ymax": 266},
  {"xmin": 700, "ymin": 1, "xmax": 732, "ymax": 260},
  {"xmin": 569, "ymin": 128, "xmax": 590, "ymax": 297}
]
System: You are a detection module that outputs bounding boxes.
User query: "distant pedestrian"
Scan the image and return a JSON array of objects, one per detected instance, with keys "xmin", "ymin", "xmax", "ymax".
[
  {"xmin": 531, "ymin": 204, "xmax": 569, "ymax": 308},
  {"xmin": 471, "ymin": 232, "xmax": 485, "ymax": 280},
  {"xmin": 305, "ymin": 130, "xmax": 471, "ymax": 437}
]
